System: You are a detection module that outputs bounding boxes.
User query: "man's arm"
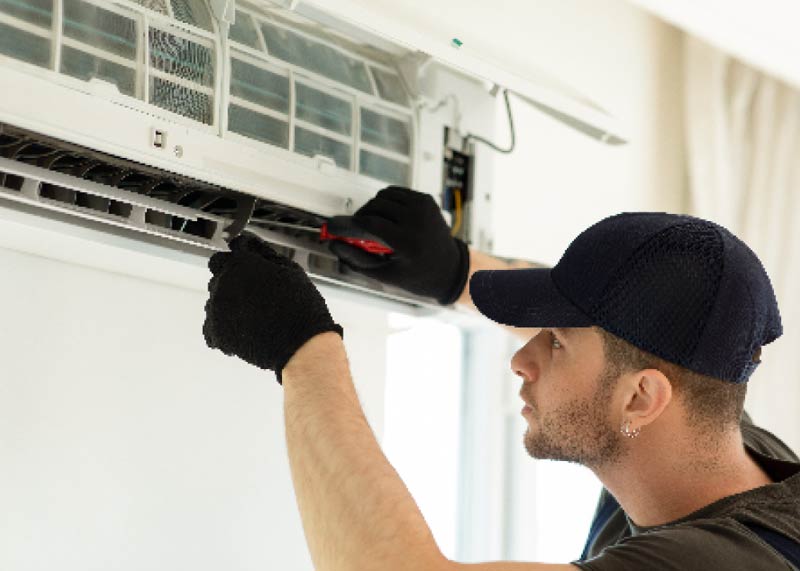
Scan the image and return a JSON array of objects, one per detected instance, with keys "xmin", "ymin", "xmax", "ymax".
[
  {"xmin": 283, "ymin": 333, "xmax": 577, "ymax": 571},
  {"xmin": 204, "ymin": 237, "xmax": 577, "ymax": 571}
]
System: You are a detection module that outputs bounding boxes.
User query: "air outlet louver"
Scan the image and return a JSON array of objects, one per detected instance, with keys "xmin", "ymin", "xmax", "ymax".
[
  {"xmin": 0, "ymin": 124, "xmax": 329, "ymax": 250},
  {"xmin": 0, "ymin": 124, "xmax": 432, "ymax": 308},
  {"xmin": 0, "ymin": 0, "xmax": 415, "ymax": 187},
  {"xmin": 0, "ymin": 141, "xmax": 228, "ymax": 249}
]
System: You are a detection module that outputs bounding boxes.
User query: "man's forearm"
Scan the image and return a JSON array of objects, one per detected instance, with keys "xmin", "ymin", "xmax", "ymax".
[{"xmin": 282, "ymin": 333, "xmax": 449, "ymax": 571}]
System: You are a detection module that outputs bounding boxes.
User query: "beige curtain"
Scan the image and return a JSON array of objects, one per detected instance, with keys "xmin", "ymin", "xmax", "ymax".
[{"xmin": 684, "ymin": 36, "xmax": 800, "ymax": 450}]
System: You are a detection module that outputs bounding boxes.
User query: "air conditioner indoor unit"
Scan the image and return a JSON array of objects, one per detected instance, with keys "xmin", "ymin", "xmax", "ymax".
[{"xmin": 0, "ymin": 0, "xmax": 625, "ymax": 307}]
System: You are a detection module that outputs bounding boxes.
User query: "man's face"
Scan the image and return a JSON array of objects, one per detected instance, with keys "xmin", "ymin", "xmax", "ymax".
[{"xmin": 512, "ymin": 327, "xmax": 624, "ymax": 468}]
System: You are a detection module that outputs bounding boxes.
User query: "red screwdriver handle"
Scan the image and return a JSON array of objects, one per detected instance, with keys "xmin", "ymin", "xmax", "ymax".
[{"xmin": 321, "ymin": 217, "xmax": 394, "ymax": 255}]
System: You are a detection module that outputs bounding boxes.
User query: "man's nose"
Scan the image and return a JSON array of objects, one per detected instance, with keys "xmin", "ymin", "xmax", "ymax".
[{"xmin": 510, "ymin": 337, "xmax": 540, "ymax": 382}]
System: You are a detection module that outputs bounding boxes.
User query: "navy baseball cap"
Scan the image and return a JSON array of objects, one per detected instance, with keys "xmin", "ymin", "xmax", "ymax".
[{"xmin": 470, "ymin": 212, "xmax": 782, "ymax": 383}]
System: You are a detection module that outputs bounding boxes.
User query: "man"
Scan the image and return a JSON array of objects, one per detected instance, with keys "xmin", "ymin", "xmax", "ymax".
[{"xmin": 203, "ymin": 187, "xmax": 800, "ymax": 570}]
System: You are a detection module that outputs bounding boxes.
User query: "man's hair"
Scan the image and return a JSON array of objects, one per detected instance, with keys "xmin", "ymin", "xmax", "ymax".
[{"xmin": 597, "ymin": 328, "xmax": 746, "ymax": 432}]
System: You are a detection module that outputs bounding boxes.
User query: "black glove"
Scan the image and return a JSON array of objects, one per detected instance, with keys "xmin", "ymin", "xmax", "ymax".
[
  {"xmin": 329, "ymin": 187, "xmax": 470, "ymax": 305},
  {"xmin": 203, "ymin": 235, "xmax": 343, "ymax": 383}
]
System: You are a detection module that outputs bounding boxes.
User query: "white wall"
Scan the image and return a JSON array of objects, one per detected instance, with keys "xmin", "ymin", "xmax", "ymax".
[
  {"xmin": 486, "ymin": 0, "xmax": 686, "ymax": 264},
  {"xmin": 382, "ymin": 314, "xmax": 464, "ymax": 558},
  {"xmin": 0, "ymin": 212, "xmax": 390, "ymax": 571}
]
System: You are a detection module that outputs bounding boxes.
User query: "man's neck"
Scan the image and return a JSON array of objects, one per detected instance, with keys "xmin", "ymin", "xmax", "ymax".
[{"xmin": 595, "ymin": 431, "xmax": 773, "ymax": 527}]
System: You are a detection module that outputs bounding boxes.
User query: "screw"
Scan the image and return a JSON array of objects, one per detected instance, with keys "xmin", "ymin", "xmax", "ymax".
[{"xmin": 174, "ymin": 145, "xmax": 183, "ymax": 158}]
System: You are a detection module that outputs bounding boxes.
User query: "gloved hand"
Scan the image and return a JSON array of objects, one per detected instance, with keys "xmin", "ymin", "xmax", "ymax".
[
  {"xmin": 329, "ymin": 186, "xmax": 470, "ymax": 305},
  {"xmin": 203, "ymin": 234, "xmax": 343, "ymax": 383}
]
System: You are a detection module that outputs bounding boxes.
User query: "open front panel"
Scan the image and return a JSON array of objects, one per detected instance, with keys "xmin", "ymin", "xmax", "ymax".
[{"xmin": 0, "ymin": 0, "xmax": 415, "ymax": 187}]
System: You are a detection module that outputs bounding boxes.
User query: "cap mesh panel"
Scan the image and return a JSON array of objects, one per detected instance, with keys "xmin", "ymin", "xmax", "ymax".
[{"xmin": 592, "ymin": 223, "xmax": 724, "ymax": 368}]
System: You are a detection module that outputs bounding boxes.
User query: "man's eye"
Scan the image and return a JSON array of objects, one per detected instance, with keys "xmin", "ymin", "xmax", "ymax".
[{"xmin": 550, "ymin": 332, "xmax": 562, "ymax": 349}]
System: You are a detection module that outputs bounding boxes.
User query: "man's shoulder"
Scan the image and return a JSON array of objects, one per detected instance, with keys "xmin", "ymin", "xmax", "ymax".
[
  {"xmin": 742, "ymin": 413, "xmax": 800, "ymax": 463},
  {"xmin": 582, "ymin": 417, "xmax": 800, "ymax": 567},
  {"xmin": 577, "ymin": 518, "xmax": 794, "ymax": 571}
]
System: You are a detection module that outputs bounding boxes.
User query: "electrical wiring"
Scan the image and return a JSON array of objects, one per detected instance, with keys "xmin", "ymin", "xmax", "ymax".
[
  {"xmin": 450, "ymin": 188, "xmax": 463, "ymax": 237},
  {"xmin": 464, "ymin": 88, "xmax": 516, "ymax": 154}
]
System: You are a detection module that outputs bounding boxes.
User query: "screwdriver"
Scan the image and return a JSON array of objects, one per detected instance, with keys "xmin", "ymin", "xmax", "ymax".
[{"xmin": 254, "ymin": 215, "xmax": 394, "ymax": 255}]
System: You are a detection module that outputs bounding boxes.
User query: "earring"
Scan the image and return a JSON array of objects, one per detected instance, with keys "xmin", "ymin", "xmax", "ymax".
[{"xmin": 621, "ymin": 420, "xmax": 641, "ymax": 439}]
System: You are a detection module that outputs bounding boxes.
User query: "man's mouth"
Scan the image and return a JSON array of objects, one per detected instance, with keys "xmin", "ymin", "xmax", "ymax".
[{"xmin": 519, "ymin": 389, "xmax": 536, "ymax": 417}]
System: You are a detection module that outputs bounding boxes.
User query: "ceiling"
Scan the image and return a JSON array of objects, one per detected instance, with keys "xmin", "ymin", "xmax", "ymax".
[{"xmin": 626, "ymin": 0, "xmax": 800, "ymax": 88}]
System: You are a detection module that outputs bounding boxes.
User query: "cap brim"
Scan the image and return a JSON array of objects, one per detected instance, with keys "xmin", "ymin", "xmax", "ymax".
[{"xmin": 469, "ymin": 268, "xmax": 593, "ymax": 328}]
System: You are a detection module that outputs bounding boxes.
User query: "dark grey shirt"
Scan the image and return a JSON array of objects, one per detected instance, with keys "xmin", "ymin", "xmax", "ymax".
[{"xmin": 573, "ymin": 416, "xmax": 800, "ymax": 570}]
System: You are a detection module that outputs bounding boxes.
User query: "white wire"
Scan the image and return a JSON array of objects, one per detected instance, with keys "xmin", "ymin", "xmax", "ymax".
[{"xmin": 464, "ymin": 89, "xmax": 515, "ymax": 154}]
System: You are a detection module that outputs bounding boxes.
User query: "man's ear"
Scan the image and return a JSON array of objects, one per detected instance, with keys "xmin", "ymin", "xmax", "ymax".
[{"xmin": 619, "ymin": 369, "xmax": 673, "ymax": 429}]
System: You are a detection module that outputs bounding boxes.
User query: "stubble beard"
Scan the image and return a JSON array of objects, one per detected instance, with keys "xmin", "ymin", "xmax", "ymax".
[{"xmin": 523, "ymin": 366, "xmax": 624, "ymax": 469}]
